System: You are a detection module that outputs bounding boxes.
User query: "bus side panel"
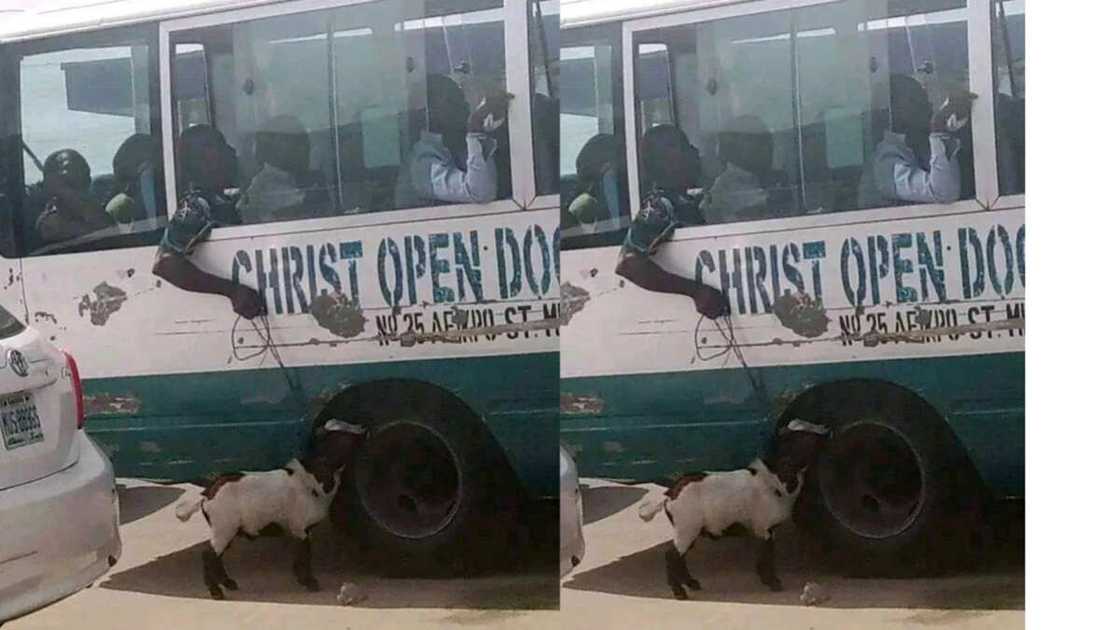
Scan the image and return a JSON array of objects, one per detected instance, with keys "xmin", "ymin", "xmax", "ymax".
[
  {"xmin": 19, "ymin": 208, "xmax": 559, "ymax": 494},
  {"xmin": 85, "ymin": 351, "xmax": 558, "ymax": 495},
  {"xmin": 560, "ymin": 351, "xmax": 1024, "ymax": 496}
]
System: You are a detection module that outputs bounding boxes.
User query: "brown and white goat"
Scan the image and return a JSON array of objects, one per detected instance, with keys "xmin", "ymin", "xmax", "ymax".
[
  {"xmin": 638, "ymin": 419, "xmax": 830, "ymax": 600},
  {"xmin": 174, "ymin": 420, "xmax": 366, "ymax": 600}
]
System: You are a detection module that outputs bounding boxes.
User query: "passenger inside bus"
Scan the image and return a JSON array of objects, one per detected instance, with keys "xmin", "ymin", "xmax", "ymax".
[
  {"xmin": 616, "ymin": 124, "xmax": 728, "ymax": 320},
  {"xmin": 237, "ymin": 115, "xmax": 328, "ymax": 225},
  {"xmin": 699, "ymin": 116, "xmax": 780, "ymax": 224},
  {"xmin": 105, "ymin": 133, "xmax": 159, "ymax": 226},
  {"xmin": 32, "ymin": 149, "xmax": 115, "ymax": 247},
  {"xmin": 858, "ymin": 74, "xmax": 976, "ymax": 208},
  {"xmin": 565, "ymin": 133, "xmax": 622, "ymax": 227},
  {"xmin": 394, "ymin": 74, "xmax": 511, "ymax": 207},
  {"xmin": 152, "ymin": 124, "xmax": 264, "ymax": 319}
]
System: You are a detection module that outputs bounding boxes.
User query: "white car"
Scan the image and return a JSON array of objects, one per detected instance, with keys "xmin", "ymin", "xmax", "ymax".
[
  {"xmin": 560, "ymin": 444, "xmax": 585, "ymax": 577},
  {"xmin": 0, "ymin": 306, "xmax": 121, "ymax": 623}
]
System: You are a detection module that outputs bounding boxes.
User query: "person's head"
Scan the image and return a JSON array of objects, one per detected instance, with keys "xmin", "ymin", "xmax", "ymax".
[
  {"xmin": 177, "ymin": 124, "xmax": 237, "ymax": 191},
  {"xmin": 256, "ymin": 115, "xmax": 310, "ymax": 176},
  {"xmin": 575, "ymin": 133, "xmax": 618, "ymax": 184},
  {"xmin": 113, "ymin": 134, "xmax": 156, "ymax": 184},
  {"xmin": 42, "ymin": 149, "xmax": 92, "ymax": 199},
  {"xmin": 888, "ymin": 74, "xmax": 932, "ymax": 136},
  {"xmin": 640, "ymin": 124, "xmax": 700, "ymax": 190},
  {"xmin": 425, "ymin": 74, "xmax": 471, "ymax": 136},
  {"xmin": 716, "ymin": 115, "xmax": 773, "ymax": 176}
]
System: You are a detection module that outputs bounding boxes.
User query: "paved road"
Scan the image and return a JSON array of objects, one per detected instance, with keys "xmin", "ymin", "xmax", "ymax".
[
  {"xmin": 560, "ymin": 479, "xmax": 1025, "ymax": 629},
  {"xmin": 8, "ymin": 478, "xmax": 1025, "ymax": 629},
  {"xmin": 8, "ymin": 479, "xmax": 558, "ymax": 630}
]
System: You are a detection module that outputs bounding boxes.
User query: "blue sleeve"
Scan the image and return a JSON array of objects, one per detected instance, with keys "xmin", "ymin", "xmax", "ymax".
[
  {"xmin": 621, "ymin": 194, "xmax": 679, "ymax": 257},
  {"xmin": 159, "ymin": 193, "xmax": 216, "ymax": 256}
]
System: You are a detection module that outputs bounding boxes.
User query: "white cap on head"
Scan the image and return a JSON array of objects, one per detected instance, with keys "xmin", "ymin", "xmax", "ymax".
[
  {"xmin": 321, "ymin": 419, "xmax": 367, "ymax": 435},
  {"xmin": 784, "ymin": 419, "xmax": 831, "ymax": 436}
]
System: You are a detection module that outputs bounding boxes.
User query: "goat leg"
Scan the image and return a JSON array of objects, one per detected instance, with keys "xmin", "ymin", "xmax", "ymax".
[
  {"xmin": 664, "ymin": 547, "xmax": 691, "ymax": 600},
  {"xmin": 755, "ymin": 529, "xmax": 783, "ymax": 592},
  {"xmin": 293, "ymin": 532, "xmax": 320, "ymax": 592},
  {"xmin": 202, "ymin": 545, "xmax": 227, "ymax": 600}
]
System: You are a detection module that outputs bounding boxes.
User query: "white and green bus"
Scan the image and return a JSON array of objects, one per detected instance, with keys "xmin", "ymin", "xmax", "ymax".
[
  {"xmin": 559, "ymin": 0, "xmax": 1023, "ymax": 569},
  {"xmin": 1, "ymin": 0, "xmax": 560, "ymax": 572}
]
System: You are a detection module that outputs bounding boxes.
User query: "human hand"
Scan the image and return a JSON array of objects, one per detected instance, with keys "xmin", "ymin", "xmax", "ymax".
[
  {"xmin": 229, "ymin": 285, "xmax": 265, "ymax": 319},
  {"xmin": 467, "ymin": 91, "xmax": 514, "ymax": 133},
  {"xmin": 931, "ymin": 90, "xmax": 978, "ymax": 133},
  {"xmin": 692, "ymin": 284, "xmax": 730, "ymax": 320}
]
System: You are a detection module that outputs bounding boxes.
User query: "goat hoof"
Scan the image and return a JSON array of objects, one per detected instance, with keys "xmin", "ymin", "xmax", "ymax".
[
  {"xmin": 208, "ymin": 587, "xmax": 225, "ymax": 600},
  {"xmin": 685, "ymin": 578, "xmax": 702, "ymax": 590},
  {"xmin": 222, "ymin": 578, "xmax": 239, "ymax": 591},
  {"xmin": 671, "ymin": 586, "xmax": 689, "ymax": 600}
]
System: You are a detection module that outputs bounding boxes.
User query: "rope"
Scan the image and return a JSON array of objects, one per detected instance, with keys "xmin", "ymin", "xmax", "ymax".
[
  {"xmin": 694, "ymin": 312, "xmax": 771, "ymax": 408},
  {"xmin": 230, "ymin": 313, "xmax": 305, "ymax": 405}
]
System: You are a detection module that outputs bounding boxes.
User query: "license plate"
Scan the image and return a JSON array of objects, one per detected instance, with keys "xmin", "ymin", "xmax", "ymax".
[{"xmin": 0, "ymin": 393, "xmax": 43, "ymax": 450}]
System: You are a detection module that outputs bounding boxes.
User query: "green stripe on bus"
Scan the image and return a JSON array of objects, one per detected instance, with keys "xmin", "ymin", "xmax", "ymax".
[
  {"xmin": 560, "ymin": 352, "xmax": 1023, "ymax": 496},
  {"xmin": 83, "ymin": 353, "xmax": 558, "ymax": 497}
]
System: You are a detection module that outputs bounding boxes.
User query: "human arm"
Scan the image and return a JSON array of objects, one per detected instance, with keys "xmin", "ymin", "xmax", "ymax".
[
  {"xmin": 616, "ymin": 254, "xmax": 728, "ymax": 319},
  {"xmin": 614, "ymin": 194, "xmax": 729, "ymax": 319},
  {"xmin": 423, "ymin": 132, "xmax": 499, "ymax": 204},
  {"xmin": 882, "ymin": 91, "xmax": 977, "ymax": 204},
  {"xmin": 152, "ymin": 253, "xmax": 263, "ymax": 319},
  {"xmin": 152, "ymin": 193, "xmax": 264, "ymax": 319}
]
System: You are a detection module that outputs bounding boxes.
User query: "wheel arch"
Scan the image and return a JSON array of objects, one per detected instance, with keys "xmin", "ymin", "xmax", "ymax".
[
  {"xmin": 304, "ymin": 378, "xmax": 525, "ymax": 492},
  {"xmin": 772, "ymin": 378, "xmax": 982, "ymax": 485}
]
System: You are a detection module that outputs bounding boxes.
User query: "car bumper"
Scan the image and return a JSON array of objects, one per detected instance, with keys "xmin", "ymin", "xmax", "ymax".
[
  {"xmin": 0, "ymin": 433, "xmax": 121, "ymax": 623},
  {"xmin": 559, "ymin": 448, "xmax": 585, "ymax": 578},
  {"xmin": 560, "ymin": 485, "xmax": 585, "ymax": 578}
]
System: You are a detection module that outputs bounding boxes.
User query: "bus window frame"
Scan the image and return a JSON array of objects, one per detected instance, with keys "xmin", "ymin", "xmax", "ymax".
[
  {"xmin": 558, "ymin": 21, "xmax": 634, "ymax": 251},
  {"xmin": 157, "ymin": 0, "xmax": 551, "ymax": 247},
  {"xmin": 1, "ymin": 22, "xmax": 165, "ymax": 259},
  {"xmin": 619, "ymin": 0, "xmax": 1018, "ymax": 246}
]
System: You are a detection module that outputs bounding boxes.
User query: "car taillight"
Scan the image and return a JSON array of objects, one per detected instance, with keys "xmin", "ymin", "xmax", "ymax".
[{"xmin": 64, "ymin": 351, "xmax": 85, "ymax": 429}]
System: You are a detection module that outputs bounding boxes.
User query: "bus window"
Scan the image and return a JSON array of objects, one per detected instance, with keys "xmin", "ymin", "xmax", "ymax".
[
  {"xmin": 0, "ymin": 25, "xmax": 165, "ymax": 257},
  {"xmin": 632, "ymin": 0, "xmax": 975, "ymax": 226},
  {"xmin": 559, "ymin": 25, "xmax": 629, "ymax": 248},
  {"xmin": 993, "ymin": 0, "xmax": 1024, "ymax": 196},
  {"xmin": 169, "ymin": 0, "xmax": 510, "ymax": 225},
  {"xmin": 531, "ymin": 0, "xmax": 560, "ymax": 196},
  {"xmin": 172, "ymin": 44, "xmax": 211, "ymax": 131}
]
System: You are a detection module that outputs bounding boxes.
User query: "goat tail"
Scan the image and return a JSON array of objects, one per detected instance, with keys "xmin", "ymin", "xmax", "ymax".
[
  {"xmin": 174, "ymin": 494, "xmax": 205, "ymax": 522},
  {"xmin": 638, "ymin": 496, "xmax": 667, "ymax": 522}
]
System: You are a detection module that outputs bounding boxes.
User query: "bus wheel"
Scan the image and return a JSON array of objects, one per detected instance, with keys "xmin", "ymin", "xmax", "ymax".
[
  {"xmin": 332, "ymin": 411, "xmax": 520, "ymax": 576},
  {"xmin": 805, "ymin": 404, "xmax": 983, "ymax": 576}
]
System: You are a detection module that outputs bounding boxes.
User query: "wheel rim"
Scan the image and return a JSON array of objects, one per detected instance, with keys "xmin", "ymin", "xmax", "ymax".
[
  {"xmin": 818, "ymin": 420, "xmax": 925, "ymax": 540},
  {"xmin": 353, "ymin": 421, "xmax": 463, "ymax": 539}
]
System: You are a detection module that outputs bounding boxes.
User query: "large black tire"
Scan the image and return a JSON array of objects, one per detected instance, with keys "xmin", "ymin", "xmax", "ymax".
[
  {"xmin": 794, "ymin": 388, "xmax": 986, "ymax": 576},
  {"xmin": 330, "ymin": 400, "xmax": 522, "ymax": 577}
]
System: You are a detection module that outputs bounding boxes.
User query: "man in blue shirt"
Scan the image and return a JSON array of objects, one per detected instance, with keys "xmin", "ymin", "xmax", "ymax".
[
  {"xmin": 616, "ymin": 124, "xmax": 728, "ymax": 319},
  {"xmin": 395, "ymin": 74, "xmax": 511, "ymax": 207},
  {"xmin": 860, "ymin": 74, "xmax": 976, "ymax": 207}
]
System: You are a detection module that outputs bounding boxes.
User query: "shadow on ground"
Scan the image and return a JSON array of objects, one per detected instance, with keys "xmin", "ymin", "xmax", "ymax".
[
  {"xmin": 116, "ymin": 484, "xmax": 185, "ymax": 525},
  {"xmin": 102, "ymin": 494, "xmax": 558, "ymax": 610},
  {"xmin": 565, "ymin": 491, "xmax": 1024, "ymax": 611},
  {"xmin": 580, "ymin": 484, "xmax": 648, "ymax": 525}
]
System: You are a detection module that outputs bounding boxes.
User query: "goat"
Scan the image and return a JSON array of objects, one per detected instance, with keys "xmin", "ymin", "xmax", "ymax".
[
  {"xmin": 174, "ymin": 419, "xmax": 367, "ymax": 600},
  {"xmin": 637, "ymin": 419, "xmax": 830, "ymax": 600}
]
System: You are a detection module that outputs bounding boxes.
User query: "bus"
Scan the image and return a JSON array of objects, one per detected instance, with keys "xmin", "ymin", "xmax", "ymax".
[
  {"xmin": 559, "ymin": 0, "xmax": 1023, "ymax": 571},
  {"xmin": 0, "ymin": 0, "xmax": 560, "ymax": 573}
]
